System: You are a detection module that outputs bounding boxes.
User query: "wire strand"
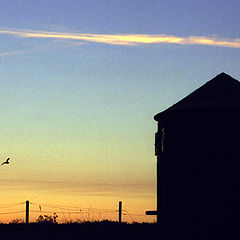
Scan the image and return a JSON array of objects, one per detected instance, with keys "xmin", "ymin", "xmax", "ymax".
[
  {"xmin": 0, "ymin": 202, "xmax": 25, "ymax": 208},
  {"xmin": 0, "ymin": 211, "xmax": 25, "ymax": 215}
]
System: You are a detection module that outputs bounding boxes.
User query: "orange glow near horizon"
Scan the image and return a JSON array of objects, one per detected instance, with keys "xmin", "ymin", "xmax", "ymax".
[{"xmin": 0, "ymin": 186, "xmax": 156, "ymax": 223}]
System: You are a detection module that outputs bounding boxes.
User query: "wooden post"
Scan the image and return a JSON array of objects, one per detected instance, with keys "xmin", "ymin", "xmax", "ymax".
[
  {"xmin": 26, "ymin": 200, "xmax": 29, "ymax": 224},
  {"xmin": 118, "ymin": 201, "xmax": 122, "ymax": 223}
]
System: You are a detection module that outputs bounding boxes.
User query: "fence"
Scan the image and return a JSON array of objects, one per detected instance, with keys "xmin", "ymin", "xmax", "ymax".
[{"xmin": 0, "ymin": 201, "xmax": 155, "ymax": 224}]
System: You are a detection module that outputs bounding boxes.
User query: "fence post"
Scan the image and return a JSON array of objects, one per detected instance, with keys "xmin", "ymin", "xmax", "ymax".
[
  {"xmin": 26, "ymin": 200, "xmax": 29, "ymax": 224},
  {"xmin": 118, "ymin": 201, "xmax": 122, "ymax": 223}
]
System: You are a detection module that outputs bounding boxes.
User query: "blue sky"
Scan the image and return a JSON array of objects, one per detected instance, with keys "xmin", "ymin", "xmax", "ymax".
[
  {"xmin": 1, "ymin": 0, "xmax": 240, "ymax": 36},
  {"xmin": 0, "ymin": 0, "xmax": 239, "ymax": 222}
]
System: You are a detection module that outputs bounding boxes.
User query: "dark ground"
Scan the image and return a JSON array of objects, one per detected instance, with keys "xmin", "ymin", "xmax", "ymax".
[{"xmin": 0, "ymin": 222, "xmax": 239, "ymax": 240}]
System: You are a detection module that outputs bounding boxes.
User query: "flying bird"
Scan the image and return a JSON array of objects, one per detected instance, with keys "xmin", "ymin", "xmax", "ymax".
[{"xmin": 1, "ymin": 158, "xmax": 10, "ymax": 166}]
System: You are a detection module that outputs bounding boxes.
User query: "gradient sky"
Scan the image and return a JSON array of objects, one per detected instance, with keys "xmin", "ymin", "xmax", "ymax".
[{"xmin": 0, "ymin": 0, "xmax": 240, "ymax": 223}]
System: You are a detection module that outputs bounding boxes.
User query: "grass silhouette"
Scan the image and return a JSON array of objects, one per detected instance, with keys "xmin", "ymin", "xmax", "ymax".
[{"xmin": 1, "ymin": 220, "xmax": 239, "ymax": 240}]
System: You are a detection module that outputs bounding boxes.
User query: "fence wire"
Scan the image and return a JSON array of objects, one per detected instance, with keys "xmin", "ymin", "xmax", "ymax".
[{"xmin": 0, "ymin": 201, "xmax": 155, "ymax": 224}]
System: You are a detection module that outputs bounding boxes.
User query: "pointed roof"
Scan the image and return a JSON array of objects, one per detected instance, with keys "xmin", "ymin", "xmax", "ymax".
[{"xmin": 154, "ymin": 72, "xmax": 240, "ymax": 121}]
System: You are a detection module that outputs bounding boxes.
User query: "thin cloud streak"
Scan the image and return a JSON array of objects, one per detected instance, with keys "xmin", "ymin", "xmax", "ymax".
[
  {"xmin": 0, "ymin": 50, "xmax": 26, "ymax": 56},
  {"xmin": 0, "ymin": 28, "xmax": 240, "ymax": 48},
  {"xmin": 0, "ymin": 39, "xmax": 86, "ymax": 56}
]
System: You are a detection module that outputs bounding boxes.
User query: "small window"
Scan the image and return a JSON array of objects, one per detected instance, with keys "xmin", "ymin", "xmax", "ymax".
[{"xmin": 155, "ymin": 128, "xmax": 165, "ymax": 155}]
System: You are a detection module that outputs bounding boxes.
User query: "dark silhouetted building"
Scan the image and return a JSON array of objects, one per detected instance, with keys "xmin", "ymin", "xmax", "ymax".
[{"xmin": 154, "ymin": 72, "xmax": 240, "ymax": 224}]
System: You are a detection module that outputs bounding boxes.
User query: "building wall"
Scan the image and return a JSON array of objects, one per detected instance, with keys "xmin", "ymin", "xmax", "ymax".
[{"xmin": 156, "ymin": 109, "xmax": 240, "ymax": 224}]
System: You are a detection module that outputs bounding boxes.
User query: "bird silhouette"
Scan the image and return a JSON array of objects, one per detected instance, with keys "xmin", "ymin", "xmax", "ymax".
[{"xmin": 1, "ymin": 158, "xmax": 10, "ymax": 166}]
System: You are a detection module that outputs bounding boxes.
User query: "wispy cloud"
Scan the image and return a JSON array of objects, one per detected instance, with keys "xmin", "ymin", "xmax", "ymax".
[
  {"xmin": 0, "ymin": 50, "xmax": 27, "ymax": 56},
  {"xmin": 0, "ymin": 37, "xmax": 86, "ymax": 56},
  {"xmin": 0, "ymin": 28, "xmax": 240, "ymax": 48}
]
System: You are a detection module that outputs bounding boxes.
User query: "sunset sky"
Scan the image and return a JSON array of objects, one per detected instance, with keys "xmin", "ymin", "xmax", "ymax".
[{"xmin": 0, "ymin": 0, "xmax": 240, "ymax": 223}]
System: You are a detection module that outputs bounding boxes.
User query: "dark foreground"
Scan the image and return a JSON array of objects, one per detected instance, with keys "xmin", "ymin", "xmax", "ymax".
[{"xmin": 0, "ymin": 222, "xmax": 239, "ymax": 240}]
